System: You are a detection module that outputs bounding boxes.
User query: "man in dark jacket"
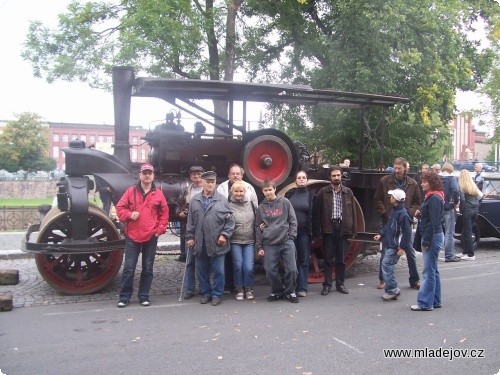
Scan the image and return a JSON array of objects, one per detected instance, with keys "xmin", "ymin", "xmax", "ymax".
[
  {"xmin": 373, "ymin": 157, "xmax": 421, "ymax": 290},
  {"xmin": 115, "ymin": 163, "xmax": 169, "ymax": 308},
  {"xmin": 317, "ymin": 166, "xmax": 357, "ymax": 295},
  {"xmin": 440, "ymin": 162, "xmax": 460, "ymax": 262},
  {"xmin": 186, "ymin": 171, "xmax": 235, "ymax": 306}
]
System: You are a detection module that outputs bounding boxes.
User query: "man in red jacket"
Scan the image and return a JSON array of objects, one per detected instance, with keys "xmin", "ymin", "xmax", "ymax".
[{"xmin": 116, "ymin": 163, "xmax": 169, "ymax": 307}]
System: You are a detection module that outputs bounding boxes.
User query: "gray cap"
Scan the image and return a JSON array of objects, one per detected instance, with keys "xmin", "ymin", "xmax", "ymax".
[
  {"xmin": 189, "ymin": 166, "xmax": 204, "ymax": 173},
  {"xmin": 201, "ymin": 171, "xmax": 217, "ymax": 180}
]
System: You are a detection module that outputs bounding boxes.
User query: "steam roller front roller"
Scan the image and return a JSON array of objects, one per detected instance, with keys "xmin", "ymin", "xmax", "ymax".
[
  {"xmin": 34, "ymin": 205, "xmax": 124, "ymax": 294},
  {"xmin": 278, "ymin": 180, "xmax": 365, "ymax": 283},
  {"xmin": 241, "ymin": 129, "xmax": 299, "ymax": 187}
]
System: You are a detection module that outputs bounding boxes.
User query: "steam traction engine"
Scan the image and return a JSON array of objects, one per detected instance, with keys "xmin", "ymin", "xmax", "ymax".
[{"xmin": 23, "ymin": 67, "xmax": 409, "ymax": 294}]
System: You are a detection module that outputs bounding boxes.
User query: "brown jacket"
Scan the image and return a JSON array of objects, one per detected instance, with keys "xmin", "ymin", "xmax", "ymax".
[
  {"xmin": 373, "ymin": 174, "xmax": 421, "ymax": 224},
  {"xmin": 318, "ymin": 184, "xmax": 357, "ymax": 237}
]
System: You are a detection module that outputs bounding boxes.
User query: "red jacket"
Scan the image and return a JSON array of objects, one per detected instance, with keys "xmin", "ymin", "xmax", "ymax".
[{"xmin": 116, "ymin": 183, "xmax": 169, "ymax": 243}]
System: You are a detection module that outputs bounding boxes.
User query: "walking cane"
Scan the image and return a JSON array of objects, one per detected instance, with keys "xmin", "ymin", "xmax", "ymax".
[{"xmin": 178, "ymin": 246, "xmax": 191, "ymax": 302}]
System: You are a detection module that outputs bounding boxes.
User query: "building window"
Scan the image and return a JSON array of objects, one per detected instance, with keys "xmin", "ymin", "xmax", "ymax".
[
  {"xmin": 131, "ymin": 149, "xmax": 138, "ymax": 161},
  {"xmin": 89, "ymin": 135, "xmax": 95, "ymax": 143},
  {"xmin": 80, "ymin": 135, "xmax": 87, "ymax": 142},
  {"xmin": 71, "ymin": 134, "xmax": 78, "ymax": 140},
  {"xmin": 132, "ymin": 136, "xmax": 138, "ymax": 145},
  {"xmin": 53, "ymin": 133, "xmax": 60, "ymax": 142},
  {"xmin": 62, "ymin": 134, "xmax": 69, "ymax": 142},
  {"xmin": 107, "ymin": 136, "xmax": 113, "ymax": 143},
  {"xmin": 52, "ymin": 146, "xmax": 59, "ymax": 158},
  {"xmin": 98, "ymin": 136, "xmax": 104, "ymax": 143},
  {"xmin": 140, "ymin": 149, "xmax": 146, "ymax": 161}
]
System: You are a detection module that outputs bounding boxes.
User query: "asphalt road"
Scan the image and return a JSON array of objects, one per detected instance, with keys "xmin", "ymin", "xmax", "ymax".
[{"xmin": 1, "ymin": 239, "xmax": 499, "ymax": 374}]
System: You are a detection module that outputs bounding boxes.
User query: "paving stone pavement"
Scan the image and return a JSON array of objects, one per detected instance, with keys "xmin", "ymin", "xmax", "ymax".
[
  {"xmin": 1, "ymin": 239, "xmax": 498, "ymax": 309},
  {"xmin": 0, "ymin": 249, "xmax": 416, "ymax": 308}
]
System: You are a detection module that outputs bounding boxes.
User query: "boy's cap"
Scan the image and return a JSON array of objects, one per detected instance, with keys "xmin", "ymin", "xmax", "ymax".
[
  {"xmin": 189, "ymin": 166, "xmax": 204, "ymax": 173},
  {"xmin": 140, "ymin": 163, "xmax": 154, "ymax": 172},
  {"xmin": 201, "ymin": 171, "xmax": 217, "ymax": 180},
  {"xmin": 388, "ymin": 189, "xmax": 406, "ymax": 202}
]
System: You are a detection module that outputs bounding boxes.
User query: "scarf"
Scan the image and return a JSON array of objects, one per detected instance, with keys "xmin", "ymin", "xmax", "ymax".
[{"xmin": 424, "ymin": 190, "xmax": 445, "ymax": 202}]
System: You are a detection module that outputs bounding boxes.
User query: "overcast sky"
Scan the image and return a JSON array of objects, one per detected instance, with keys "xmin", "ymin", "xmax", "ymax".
[{"xmin": 0, "ymin": 0, "xmax": 490, "ymax": 130}]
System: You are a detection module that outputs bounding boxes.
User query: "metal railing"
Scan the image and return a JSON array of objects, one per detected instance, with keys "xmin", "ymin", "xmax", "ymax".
[{"xmin": 0, "ymin": 206, "xmax": 40, "ymax": 231}]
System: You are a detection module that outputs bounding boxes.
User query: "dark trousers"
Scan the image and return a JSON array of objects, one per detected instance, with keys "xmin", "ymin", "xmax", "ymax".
[{"xmin": 322, "ymin": 223, "xmax": 346, "ymax": 287}]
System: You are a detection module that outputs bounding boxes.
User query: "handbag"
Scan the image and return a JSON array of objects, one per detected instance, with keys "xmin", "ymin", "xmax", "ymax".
[{"xmin": 413, "ymin": 220, "xmax": 422, "ymax": 252}]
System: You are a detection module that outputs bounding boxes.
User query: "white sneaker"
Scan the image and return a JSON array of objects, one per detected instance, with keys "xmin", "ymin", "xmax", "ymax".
[
  {"xmin": 456, "ymin": 253, "xmax": 467, "ymax": 258},
  {"xmin": 461, "ymin": 255, "xmax": 476, "ymax": 261}
]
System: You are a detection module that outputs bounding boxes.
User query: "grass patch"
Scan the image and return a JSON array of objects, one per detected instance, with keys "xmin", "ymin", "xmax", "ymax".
[{"xmin": 0, "ymin": 198, "xmax": 54, "ymax": 207}]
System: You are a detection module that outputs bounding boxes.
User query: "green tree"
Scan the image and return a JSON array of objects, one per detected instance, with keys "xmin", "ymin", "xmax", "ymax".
[
  {"xmin": 240, "ymin": 0, "xmax": 496, "ymax": 167},
  {"xmin": 0, "ymin": 113, "xmax": 56, "ymax": 172},
  {"xmin": 21, "ymin": 0, "xmax": 497, "ymax": 167}
]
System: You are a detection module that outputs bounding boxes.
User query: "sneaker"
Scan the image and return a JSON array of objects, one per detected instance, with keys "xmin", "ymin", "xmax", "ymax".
[
  {"xmin": 117, "ymin": 300, "xmax": 128, "ymax": 308},
  {"xmin": 183, "ymin": 292, "xmax": 194, "ymax": 300},
  {"xmin": 382, "ymin": 291, "xmax": 401, "ymax": 301},
  {"xmin": 140, "ymin": 299, "xmax": 150, "ymax": 306},
  {"xmin": 245, "ymin": 290, "xmax": 255, "ymax": 300},
  {"xmin": 211, "ymin": 296, "xmax": 221, "ymax": 306},
  {"xmin": 445, "ymin": 256, "xmax": 461, "ymax": 262},
  {"xmin": 285, "ymin": 293, "xmax": 299, "ymax": 303},
  {"xmin": 235, "ymin": 291, "xmax": 244, "ymax": 301},
  {"xmin": 266, "ymin": 293, "xmax": 281, "ymax": 302},
  {"xmin": 411, "ymin": 281, "xmax": 421, "ymax": 290},
  {"xmin": 377, "ymin": 281, "xmax": 385, "ymax": 289},
  {"xmin": 461, "ymin": 255, "xmax": 476, "ymax": 261},
  {"xmin": 456, "ymin": 253, "xmax": 467, "ymax": 258},
  {"xmin": 297, "ymin": 291, "xmax": 307, "ymax": 297}
]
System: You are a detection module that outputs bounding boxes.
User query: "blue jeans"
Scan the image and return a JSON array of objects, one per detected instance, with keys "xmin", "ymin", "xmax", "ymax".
[
  {"xmin": 461, "ymin": 213, "xmax": 477, "ymax": 257},
  {"xmin": 231, "ymin": 243, "xmax": 255, "ymax": 289},
  {"xmin": 119, "ymin": 235, "xmax": 158, "ymax": 302},
  {"xmin": 182, "ymin": 244, "xmax": 196, "ymax": 294},
  {"xmin": 417, "ymin": 232, "xmax": 444, "ymax": 309},
  {"xmin": 195, "ymin": 248, "xmax": 226, "ymax": 298},
  {"xmin": 263, "ymin": 239, "xmax": 298, "ymax": 295},
  {"xmin": 379, "ymin": 241, "xmax": 419, "ymax": 286},
  {"xmin": 382, "ymin": 247, "xmax": 401, "ymax": 295},
  {"xmin": 294, "ymin": 228, "xmax": 311, "ymax": 293},
  {"xmin": 443, "ymin": 209, "xmax": 457, "ymax": 260}
]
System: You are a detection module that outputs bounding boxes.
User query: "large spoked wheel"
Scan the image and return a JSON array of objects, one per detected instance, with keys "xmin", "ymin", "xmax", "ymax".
[
  {"xmin": 242, "ymin": 129, "xmax": 298, "ymax": 187},
  {"xmin": 278, "ymin": 180, "xmax": 365, "ymax": 283},
  {"xmin": 35, "ymin": 206, "xmax": 124, "ymax": 294}
]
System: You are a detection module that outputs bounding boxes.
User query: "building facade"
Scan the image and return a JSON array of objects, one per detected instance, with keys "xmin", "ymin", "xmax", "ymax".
[{"xmin": 48, "ymin": 122, "xmax": 149, "ymax": 171}]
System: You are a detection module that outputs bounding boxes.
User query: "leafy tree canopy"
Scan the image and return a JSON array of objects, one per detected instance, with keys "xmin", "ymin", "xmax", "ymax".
[
  {"xmin": 21, "ymin": 0, "xmax": 497, "ymax": 168},
  {"xmin": 0, "ymin": 113, "xmax": 56, "ymax": 172}
]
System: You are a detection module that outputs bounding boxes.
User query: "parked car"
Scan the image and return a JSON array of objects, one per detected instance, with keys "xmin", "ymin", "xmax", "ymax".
[
  {"xmin": 451, "ymin": 161, "xmax": 497, "ymax": 172},
  {"xmin": 455, "ymin": 174, "xmax": 500, "ymax": 250}
]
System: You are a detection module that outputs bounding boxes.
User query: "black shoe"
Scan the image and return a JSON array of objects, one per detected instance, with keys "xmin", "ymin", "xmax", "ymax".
[
  {"xmin": 321, "ymin": 286, "xmax": 331, "ymax": 296},
  {"xmin": 285, "ymin": 293, "xmax": 299, "ymax": 303},
  {"xmin": 211, "ymin": 296, "xmax": 221, "ymax": 306},
  {"xmin": 183, "ymin": 292, "xmax": 194, "ymax": 300},
  {"xmin": 117, "ymin": 300, "xmax": 128, "ymax": 308},
  {"xmin": 200, "ymin": 295, "xmax": 211, "ymax": 304},
  {"xmin": 336, "ymin": 285, "xmax": 349, "ymax": 294},
  {"xmin": 266, "ymin": 293, "xmax": 282, "ymax": 302},
  {"xmin": 445, "ymin": 256, "xmax": 461, "ymax": 262}
]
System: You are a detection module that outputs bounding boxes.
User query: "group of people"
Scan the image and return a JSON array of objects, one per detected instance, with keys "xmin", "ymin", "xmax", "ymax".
[
  {"xmin": 112, "ymin": 156, "xmax": 482, "ymax": 312},
  {"xmin": 373, "ymin": 157, "xmax": 482, "ymax": 312}
]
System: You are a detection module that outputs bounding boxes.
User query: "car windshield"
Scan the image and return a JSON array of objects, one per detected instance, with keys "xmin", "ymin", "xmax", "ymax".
[{"xmin": 483, "ymin": 178, "xmax": 500, "ymax": 198}]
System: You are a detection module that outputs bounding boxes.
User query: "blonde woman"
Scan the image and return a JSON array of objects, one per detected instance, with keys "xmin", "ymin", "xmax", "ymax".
[
  {"xmin": 229, "ymin": 181, "xmax": 256, "ymax": 300},
  {"xmin": 457, "ymin": 170, "xmax": 482, "ymax": 260}
]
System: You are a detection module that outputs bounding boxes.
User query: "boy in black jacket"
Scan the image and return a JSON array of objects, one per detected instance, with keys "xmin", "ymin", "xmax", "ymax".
[{"xmin": 374, "ymin": 189, "xmax": 412, "ymax": 301}]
